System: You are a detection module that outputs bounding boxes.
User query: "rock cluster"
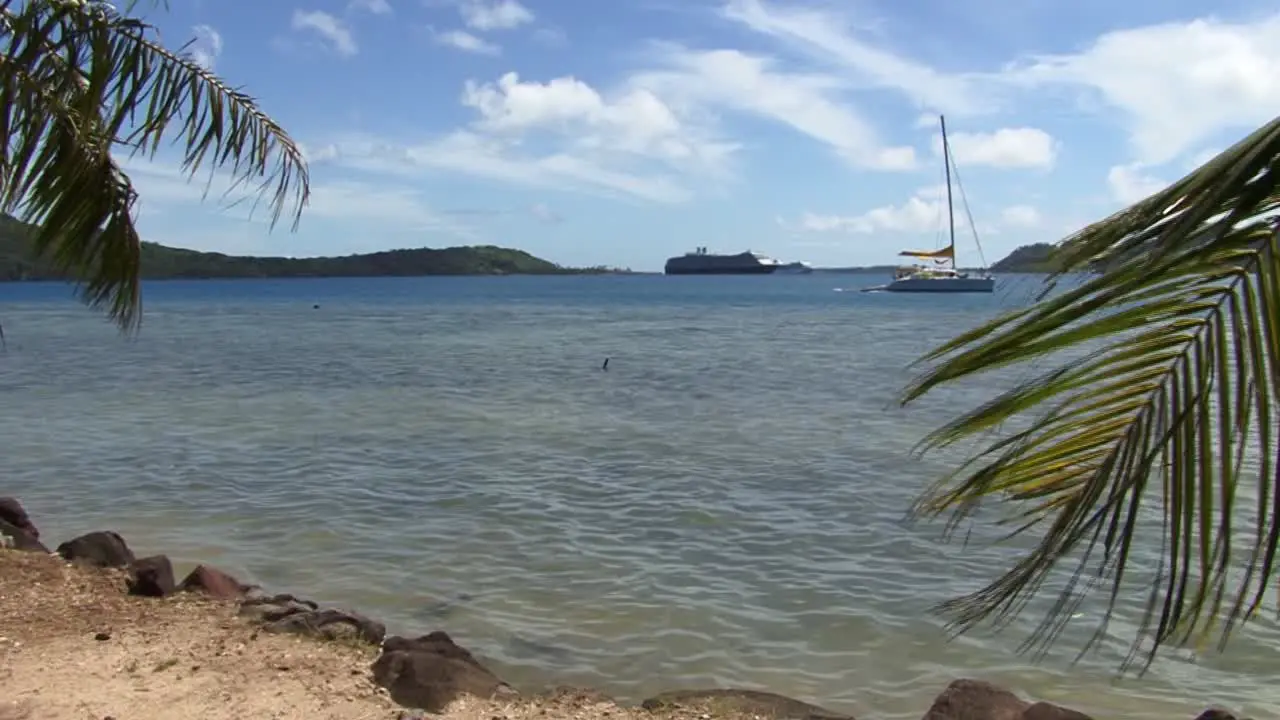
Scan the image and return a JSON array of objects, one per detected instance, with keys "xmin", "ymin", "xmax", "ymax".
[
  {"xmin": 373, "ymin": 630, "xmax": 518, "ymax": 711},
  {"xmin": 0, "ymin": 495, "xmax": 1257, "ymax": 720}
]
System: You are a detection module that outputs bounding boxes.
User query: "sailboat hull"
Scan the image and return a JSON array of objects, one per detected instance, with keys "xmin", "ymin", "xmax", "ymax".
[{"xmin": 875, "ymin": 276, "xmax": 995, "ymax": 293}]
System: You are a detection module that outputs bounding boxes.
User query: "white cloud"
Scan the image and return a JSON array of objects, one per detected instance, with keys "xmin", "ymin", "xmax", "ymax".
[
  {"xmin": 188, "ymin": 24, "xmax": 222, "ymax": 71},
  {"xmin": 458, "ymin": 0, "xmax": 533, "ymax": 31},
  {"xmin": 290, "ymin": 7, "xmax": 1280, "ymax": 220},
  {"xmin": 463, "ymin": 72, "xmax": 670, "ymax": 136},
  {"xmin": 531, "ymin": 27, "xmax": 567, "ymax": 48},
  {"xmin": 632, "ymin": 46, "xmax": 916, "ymax": 171},
  {"xmin": 422, "ymin": 132, "xmax": 695, "ymax": 202},
  {"xmin": 305, "ymin": 181, "xmax": 474, "ymax": 238},
  {"xmin": 120, "ymin": 156, "xmax": 256, "ymax": 212},
  {"xmin": 939, "ymin": 127, "xmax": 1058, "ymax": 169},
  {"xmin": 795, "ymin": 186, "xmax": 946, "ymax": 234},
  {"xmin": 1107, "ymin": 163, "xmax": 1169, "ymax": 204},
  {"xmin": 349, "ymin": 0, "xmax": 391, "ymax": 13},
  {"xmin": 530, "ymin": 202, "xmax": 562, "ymax": 223},
  {"xmin": 1000, "ymin": 205, "xmax": 1042, "ymax": 228},
  {"xmin": 312, "ymin": 37, "xmax": 939, "ymax": 206},
  {"xmin": 121, "ymin": 156, "xmax": 476, "ymax": 241},
  {"xmin": 460, "ymin": 71, "xmax": 738, "ymax": 174},
  {"xmin": 719, "ymin": 0, "xmax": 1280, "ymax": 172},
  {"xmin": 914, "ymin": 113, "xmax": 939, "ymax": 129},
  {"xmin": 300, "ymin": 142, "xmax": 340, "ymax": 163},
  {"xmin": 431, "ymin": 28, "xmax": 500, "ymax": 55},
  {"xmin": 120, "ymin": 158, "xmax": 312, "ymax": 233},
  {"xmin": 789, "ymin": 188, "xmax": 1040, "ymax": 235},
  {"xmin": 291, "ymin": 10, "xmax": 358, "ymax": 57},
  {"xmin": 719, "ymin": 0, "xmax": 987, "ymax": 115},
  {"xmin": 1008, "ymin": 15, "xmax": 1280, "ymax": 165},
  {"xmin": 1185, "ymin": 146, "xmax": 1224, "ymax": 171},
  {"xmin": 312, "ymin": 130, "xmax": 696, "ymax": 204}
]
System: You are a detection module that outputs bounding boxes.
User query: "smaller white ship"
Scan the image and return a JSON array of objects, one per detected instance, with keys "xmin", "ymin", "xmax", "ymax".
[
  {"xmin": 862, "ymin": 115, "xmax": 995, "ymax": 294},
  {"xmin": 775, "ymin": 261, "xmax": 814, "ymax": 274}
]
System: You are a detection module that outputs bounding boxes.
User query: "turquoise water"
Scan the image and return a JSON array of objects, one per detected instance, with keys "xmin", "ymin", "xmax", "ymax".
[{"xmin": 1, "ymin": 274, "xmax": 1275, "ymax": 719}]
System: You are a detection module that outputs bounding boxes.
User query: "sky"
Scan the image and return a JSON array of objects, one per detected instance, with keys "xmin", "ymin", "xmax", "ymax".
[{"xmin": 118, "ymin": 0, "xmax": 1280, "ymax": 270}]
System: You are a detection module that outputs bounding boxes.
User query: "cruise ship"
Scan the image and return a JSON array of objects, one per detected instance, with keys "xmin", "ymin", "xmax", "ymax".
[{"xmin": 663, "ymin": 247, "xmax": 783, "ymax": 275}]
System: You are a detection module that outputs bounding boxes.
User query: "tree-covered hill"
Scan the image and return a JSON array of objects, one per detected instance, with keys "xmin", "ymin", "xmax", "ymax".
[
  {"xmin": 0, "ymin": 214, "xmax": 610, "ymax": 280},
  {"xmin": 989, "ymin": 243, "xmax": 1062, "ymax": 273}
]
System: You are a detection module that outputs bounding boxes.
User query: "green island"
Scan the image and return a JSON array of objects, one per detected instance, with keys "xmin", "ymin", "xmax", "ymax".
[
  {"xmin": 0, "ymin": 214, "xmax": 623, "ymax": 281},
  {"xmin": 987, "ymin": 243, "xmax": 1061, "ymax": 273}
]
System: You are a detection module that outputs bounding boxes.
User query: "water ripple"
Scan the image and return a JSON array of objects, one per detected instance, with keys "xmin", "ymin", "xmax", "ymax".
[{"xmin": 2, "ymin": 275, "xmax": 1278, "ymax": 720}]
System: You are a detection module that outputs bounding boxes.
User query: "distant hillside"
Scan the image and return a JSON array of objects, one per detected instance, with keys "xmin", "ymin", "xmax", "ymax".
[
  {"xmin": 0, "ymin": 215, "xmax": 613, "ymax": 281},
  {"xmin": 990, "ymin": 243, "xmax": 1062, "ymax": 273}
]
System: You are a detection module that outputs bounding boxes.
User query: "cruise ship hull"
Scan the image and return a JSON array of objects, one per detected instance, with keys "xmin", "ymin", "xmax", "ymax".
[
  {"xmin": 663, "ymin": 249, "xmax": 783, "ymax": 275},
  {"xmin": 664, "ymin": 264, "xmax": 779, "ymax": 275}
]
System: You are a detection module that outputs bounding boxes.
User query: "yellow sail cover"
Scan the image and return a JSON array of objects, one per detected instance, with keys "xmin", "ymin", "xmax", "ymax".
[{"xmin": 898, "ymin": 245, "xmax": 955, "ymax": 259}]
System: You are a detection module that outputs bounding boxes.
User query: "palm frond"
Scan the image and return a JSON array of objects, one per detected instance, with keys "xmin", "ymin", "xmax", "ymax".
[
  {"xmin": 0, "ymin": 0, "xmax": 309, "ymax": 331},
  {"xmin": 901, "ymin": 116, "xmax": 1280, "ymax": 667}
]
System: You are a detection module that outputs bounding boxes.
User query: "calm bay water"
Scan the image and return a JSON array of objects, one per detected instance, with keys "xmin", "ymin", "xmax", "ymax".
[{"xmin": 1, "ymin": 273, "xmax": 1277, "ymax": 719}]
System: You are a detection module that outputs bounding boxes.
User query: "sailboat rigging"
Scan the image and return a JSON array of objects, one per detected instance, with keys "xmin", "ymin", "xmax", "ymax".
[{"xmin": 862, "ymin": 115, "xmax": 995, "ymax": 293}]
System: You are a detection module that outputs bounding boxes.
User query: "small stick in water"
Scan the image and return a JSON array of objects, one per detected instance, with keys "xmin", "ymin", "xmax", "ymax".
[{"xmin": 601, "ymin": 357, "xmax": 609, "ymax": 371}]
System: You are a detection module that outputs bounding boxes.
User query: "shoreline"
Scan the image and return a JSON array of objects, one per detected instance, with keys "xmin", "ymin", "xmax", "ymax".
[{"xmin": 0, "ymin": 496, "xmax": 1244, "ymax": 720}]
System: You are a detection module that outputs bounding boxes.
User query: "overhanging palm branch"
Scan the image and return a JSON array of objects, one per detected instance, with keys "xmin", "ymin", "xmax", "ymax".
[
  {"xmin": 0, "ymin": 0, "xmax": 309, "ymax": 331},
  {"xmin": 902, "ymin": 116, "xmax": 1280, "ymax": 667}
]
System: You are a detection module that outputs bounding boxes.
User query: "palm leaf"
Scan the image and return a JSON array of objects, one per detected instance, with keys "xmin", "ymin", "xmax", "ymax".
[
  {"xmin": 901, "ymin": 116, "xmax": 1280, "ymax": 668},
  {"xmin": 0, "ymin": 0, "xmax": 309, "ymax": 331}
]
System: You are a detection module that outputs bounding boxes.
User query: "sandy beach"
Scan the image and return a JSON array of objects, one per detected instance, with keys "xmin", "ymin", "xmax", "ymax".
[
  {"xmin": 0, "ymin": 549, "xmax": 401, "ymax": 719},
  {"xmin": 0, "ymin": 495, "xmax": 1244, "ymax": 720},
  {"xmin": 0, "ymin": 548, "xmax": 835, "ymax": 720}
]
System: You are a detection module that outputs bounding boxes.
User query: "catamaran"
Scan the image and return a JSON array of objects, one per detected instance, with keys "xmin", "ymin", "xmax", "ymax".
[{"xmin": 862, "ymin": 115, "xmax": 995, "ymax": 293}]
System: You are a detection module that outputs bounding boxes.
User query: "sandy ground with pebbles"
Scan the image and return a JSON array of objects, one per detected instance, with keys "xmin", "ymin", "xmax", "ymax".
[
  {"xmin": 0, "ymin": 550, "xmax": 401, "ymax": 719},
  {"xmin": 0, "ymin": 550, "xmax": 755, "ymax": 720}
]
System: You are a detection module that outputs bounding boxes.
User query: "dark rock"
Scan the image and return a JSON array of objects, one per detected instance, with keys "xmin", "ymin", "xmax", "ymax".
[
  {"xmin": 382, "ymin": 631, "xmax": 485, "ymax": 664},
  {"xmin": 0, "ymin": 517, "xmax": 48, "ymax": 553},
  {"xmin": 127, "ymin": 555, "xmax": 176, "ymax": 597},
  {"xmin": 1194, "ymin": 710, "xmax": 1251, "ymax": 720},
  {"xmin": 920, "ymin": 680, "xmax": 1092, "ymax": 720},
  {"xmin": 0, "ymin": 497, "xmax": 38, "ymax": 538},
  {"xmin": 56, "ymin": 531, "xmax": 134, "ymax": 568},
  {"xmin": 539, "ymin": 686, "xmax": 617, "ymax": 706},
  {"xmin": 1022, "ymin": 702, "xmax": 1092, "ymax": 720},
  {"xmin": 241, "ymin": 587, "xmax": 296, "ymax": 605},
  {"xmin": 372, "ymin": 630, "xmax": 516, "ymax": 712},
  {"xmin": 241, "ymin": 592, "xmax": 319, "ymax": 610},
  {"xmin": 178, "ymin": 565, "xmax": 246, "ymax": 599},
  {"xmin": 94, "ymin": 632, "xmax": 111, "ymax": 641},
  {"xmin": 261, "ymin": 607, "xmax": 385, "ymax": 645},
  {"xmin": 920, "ymin": 680, "xmax": 1025, "ymax": 720},
  {"xmin": 239, "ymin": 602, "xmax": 302, "ymax": 622},
  {"xmin": 641, "ymin": 689, "xmax": 853, "ymax": 720},
  {"xmin": 238, "ymin": 593, "xmax": 320, "ymax": 623}
]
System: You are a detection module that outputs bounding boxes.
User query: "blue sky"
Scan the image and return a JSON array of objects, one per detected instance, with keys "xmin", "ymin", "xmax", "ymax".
[{"xmin": 121, "ymin": 0, "xmax": 1280, "ymax": 270}]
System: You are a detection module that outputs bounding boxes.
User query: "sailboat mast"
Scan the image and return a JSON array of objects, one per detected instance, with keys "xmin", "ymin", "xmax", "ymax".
[{"xmin": 940, "ymin": 114, "xmax": 956, "ymax": 271}]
